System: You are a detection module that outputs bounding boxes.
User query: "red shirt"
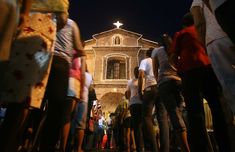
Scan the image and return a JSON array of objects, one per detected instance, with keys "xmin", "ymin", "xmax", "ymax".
[{"xmin": 171, "ymin": 25, "xmax": 211, "ymax": 72}]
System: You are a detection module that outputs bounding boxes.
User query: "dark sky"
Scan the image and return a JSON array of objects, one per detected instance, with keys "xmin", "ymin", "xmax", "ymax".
[{"xmin": 69, "ymin": 0, "xmax": 193, "ymax": 42}]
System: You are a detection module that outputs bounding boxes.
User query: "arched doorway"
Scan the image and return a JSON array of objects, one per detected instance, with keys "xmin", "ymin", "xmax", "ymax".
[{"xmin": 99, "ymin": 92, "xmax": 124, "ymax": 115}]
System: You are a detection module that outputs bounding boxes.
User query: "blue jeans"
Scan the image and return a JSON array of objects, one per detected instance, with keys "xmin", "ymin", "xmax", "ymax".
[
  {"xmin": 73, "ymin": 101, "xmax": 88, "ymax": 130},
  {"xmin": 207, "ymin": 37, "xmax": 235, "ymax": 115},
  {"xmin": 142, "ymin": 85, "xmax": 169, "ymax": 152},
  {"xmin": 158, "ymin": 80, "xmax": 186, "ymax": 133}
]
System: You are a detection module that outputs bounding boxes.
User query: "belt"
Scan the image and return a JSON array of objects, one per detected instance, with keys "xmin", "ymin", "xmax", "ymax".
[{"xmin": 144, "ymin": 85, "xmax": 157, "ymax": 91}]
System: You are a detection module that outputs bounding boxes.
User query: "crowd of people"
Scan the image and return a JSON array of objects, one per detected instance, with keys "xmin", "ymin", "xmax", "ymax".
[{"xmin": 0, "ymin": 0, "xmax": 235, "ymax": 152}]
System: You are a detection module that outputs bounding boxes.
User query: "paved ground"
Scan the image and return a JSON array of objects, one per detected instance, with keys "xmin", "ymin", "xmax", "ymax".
[{"xmin": 86, "ymin": 150, "xmax": 116, "ymax": 152}]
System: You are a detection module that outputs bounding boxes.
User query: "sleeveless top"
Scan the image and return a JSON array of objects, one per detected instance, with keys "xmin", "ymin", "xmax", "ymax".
[{"xmin": 54, "ymin": 19, "xmax": 74, "ymax": 63}]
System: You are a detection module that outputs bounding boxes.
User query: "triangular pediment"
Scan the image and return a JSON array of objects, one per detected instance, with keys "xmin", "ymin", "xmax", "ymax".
[
  {"xmin": 92, "ymin": 28, "xmax": 142, "ymax": 39},
  {"xmin": 85, "ymin": 28, "xmax": 158, "ymax": 48}
]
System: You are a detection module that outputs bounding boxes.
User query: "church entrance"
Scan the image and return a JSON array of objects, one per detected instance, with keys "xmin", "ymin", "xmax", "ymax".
[{"xmin": 99, "ymin": 92, "xmax": 124, "ymax": 115}]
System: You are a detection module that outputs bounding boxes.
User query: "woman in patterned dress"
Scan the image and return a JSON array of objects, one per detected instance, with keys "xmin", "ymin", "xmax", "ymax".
[{"xmin": 0, "ymin": 1, "xmax": 70, "ymax": 151}]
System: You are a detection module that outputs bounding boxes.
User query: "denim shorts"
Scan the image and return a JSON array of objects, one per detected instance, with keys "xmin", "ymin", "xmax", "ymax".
[{"xmin": 73, "ymin": 101, "xmax": 88, "ymax": 129}]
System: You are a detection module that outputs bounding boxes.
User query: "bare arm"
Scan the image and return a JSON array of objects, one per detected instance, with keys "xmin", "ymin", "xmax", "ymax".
[
  {"xmin": 72, "ymin": 22, "xmax": 86, "ymax": 57},
  {"xmin": 202, "ymin": 0, "xmax": 212, "ymax": 11},
  {"xmin": 171, "ymin": 33, "xmax": 180, "ymax": 67},
  {"xmin": 138, "ymin": 70, "xmax": 144, "ymax": 99},
  {"xmin": 18, "ymin": 0, "xmax": 32, "ymax": 28},
  {"xmin": 20, "ymin": 0, "xmax": 32, "ymax": 15},
  {"xmin": 191, "ymin": 6, "xmax": 206, "ymax": 46},
  {"xmin": 152, "ymin": 56, "xmax": 159, "ymax": 81},
  {"xmin": 126, "ymin": 85, "xmax": 131, "ymax": 100},
  {"xmin": 72, "ymin": 21, "xmax": 86, "ymax": 99},
  {"xmin": 79, "ymin": 56, "xmax": 86, "ymax": 100}
]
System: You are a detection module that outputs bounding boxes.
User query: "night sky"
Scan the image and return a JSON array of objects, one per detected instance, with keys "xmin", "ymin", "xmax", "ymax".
[{"xmin": 69, "ymin": 0, "xmax": 193, "ymax": 42}]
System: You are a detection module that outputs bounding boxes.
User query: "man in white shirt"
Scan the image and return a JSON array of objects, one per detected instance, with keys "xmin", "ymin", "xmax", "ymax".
[{"xmin": 138, "ymin": 48, "xmax": 168, "ymax": 152}]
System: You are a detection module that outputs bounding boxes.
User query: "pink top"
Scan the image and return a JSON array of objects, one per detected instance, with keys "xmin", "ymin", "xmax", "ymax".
[{"xmin": 69, "ymin": 51, "xmax": 81, "ymax": 80}]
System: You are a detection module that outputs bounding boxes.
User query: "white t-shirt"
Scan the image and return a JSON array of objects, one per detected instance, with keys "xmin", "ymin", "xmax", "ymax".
[
  {"xmin": 98, "ymin": 116, "xmax": 105, "ymax": 127},
  {"xmin": 107, "ymin": 116, "xmax": 112, "ymax": 126},
  {"xmin": 80, "ymin": 72, "xmax": 93, "ymax": 103},
  {"xmin": 139, "ymin": 58, "xmax": 157, "ymax": 89},
  {"xmin": 126, "ymin": 79, "xmax": 142, "ymax": 106},
  {"xmin": 191, "ymin": 0, "xmax": 227, "ymax": 45},
  {"xmin": 209, "ymin": 0, "xmax": 226, "ymax": 11}
]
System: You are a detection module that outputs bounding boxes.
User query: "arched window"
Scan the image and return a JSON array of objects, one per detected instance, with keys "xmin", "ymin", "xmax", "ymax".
[
  {"xmin": 106, "ymin": 57, "xmax": 126, "ymax": 79},
  {"xmin": 114, "ymin": 36, "xmax": 121, "ymax": 45}
]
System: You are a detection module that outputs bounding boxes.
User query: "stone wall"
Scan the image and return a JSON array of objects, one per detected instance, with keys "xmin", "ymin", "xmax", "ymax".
[{"xmin": 84, "ymin": 28, "xmax": 158, "ymax": 114}]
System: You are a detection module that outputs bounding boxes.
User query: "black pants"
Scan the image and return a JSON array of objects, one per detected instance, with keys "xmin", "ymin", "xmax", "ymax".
[
  {"xmin": 180, "ymin": 66, "xmax": 231, "ymax": 152},
  {"xmin": 39, "ymin": 56, "xmax": 69, "ymax": 152},
  {"xmin": 130, "ymin": 104, "xmax": 144, "ymax": 152},
  {"xmin": 142, "ymin": 86, "xmax": 169, "ymax": 152},
  {"xmin": 0, "ymin": 102, "xmax": 29, "ymax": 152}
]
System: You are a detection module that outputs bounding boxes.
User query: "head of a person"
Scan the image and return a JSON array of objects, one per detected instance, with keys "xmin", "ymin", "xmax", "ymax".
[
  {"xmin": 134, "ymin": 66, "xmax": 139, "ymax": 78},
  {"xmin": 56, "ymin": 12, "xmax": 68, "ymax": 31},
  {"xmin": 182, "ymin": 12, "xmax": 194, "ymax": 28},
  {"xmin": 110, "ymin": 113, "xmax": 115, "ymax": 119},
  {"xmin": 159, "ymin": 33, "xmax": 173, "ymax": 52},
  {"xmin": 146, "ymin": 48, "xmax": 154, "ymax": 58}
]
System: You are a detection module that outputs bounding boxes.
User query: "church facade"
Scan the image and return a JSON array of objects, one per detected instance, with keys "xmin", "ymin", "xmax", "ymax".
[{"xmin": 84, "ymin": 25, "xmax": 158, "ymax": 113}]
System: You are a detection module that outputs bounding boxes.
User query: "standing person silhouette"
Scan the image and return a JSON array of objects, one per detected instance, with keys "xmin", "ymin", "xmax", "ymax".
[
  {"xmin": 138, "ymin": 48, "xmax": 169, "ymax": 152},
  {"xmin": 172, "ymin": 12, "xmax": 231, "ymax": 152}
]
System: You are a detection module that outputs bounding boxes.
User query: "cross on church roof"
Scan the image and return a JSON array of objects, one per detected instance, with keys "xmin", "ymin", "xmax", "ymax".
[{"xmin": 113, "ymin": 21, "xmax": 123, "ymax": 28}]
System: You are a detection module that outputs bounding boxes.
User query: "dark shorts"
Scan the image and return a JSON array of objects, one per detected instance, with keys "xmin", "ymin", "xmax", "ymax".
[{"xmin": 123, "ymin": 117, "xmax": 131, "ymax": 128}]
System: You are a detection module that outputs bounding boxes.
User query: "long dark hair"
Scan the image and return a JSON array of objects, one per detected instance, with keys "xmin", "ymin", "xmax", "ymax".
[
  {"xmin": 134, "ymin": 66, "xmax": 139, "ymax": 79},
  {"xmin": 146, "ymin": 48, "xmax": 154, "ymax": 57},
  {"xmin": 159, "ymin": 34, "xmax": 172, "ymax": 55},
  {"xmin": 182, "ymin": 12, "xmax": 194, "ymax": 28},
  {"xmin": 159, "ymin": 34, "xmax": 177, "ymax": 66}
]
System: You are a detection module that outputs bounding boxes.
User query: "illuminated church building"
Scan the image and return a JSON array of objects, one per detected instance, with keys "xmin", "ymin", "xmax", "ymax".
[{"xmin": 84, "ymin": 22, "xmax": 158, "ymax": 113}]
